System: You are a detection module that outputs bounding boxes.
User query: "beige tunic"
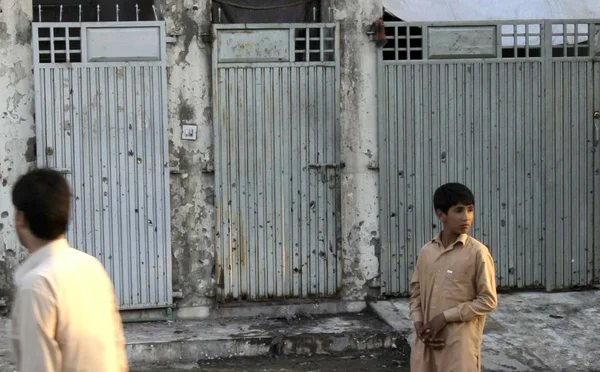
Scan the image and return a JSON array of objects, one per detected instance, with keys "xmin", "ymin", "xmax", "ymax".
[
  {"xmin": 409, "ymin": 233, "xmax": 498, "ymax": 372},
  {"xmin": 10, "ymin": 239, "xmax": 128, "ymax": 372}
]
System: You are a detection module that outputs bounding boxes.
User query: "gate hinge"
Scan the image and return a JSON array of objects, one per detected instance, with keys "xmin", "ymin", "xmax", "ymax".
[
  {"xmin": 201, "ymin": 32, "xmax": 214, "ymax": 44},
  {"xmin": 166, "ymin": 36, "xmax": 177, "ymax": 44}
]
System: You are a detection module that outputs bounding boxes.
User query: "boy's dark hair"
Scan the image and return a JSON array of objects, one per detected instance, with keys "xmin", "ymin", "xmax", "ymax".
[
  {"xmin": 12, "ymin": 168, "xmax": 71, "ymax": 240},
  {"xmin": 433, "ymin": 182, "xmax": 475, "ymax": 213}
]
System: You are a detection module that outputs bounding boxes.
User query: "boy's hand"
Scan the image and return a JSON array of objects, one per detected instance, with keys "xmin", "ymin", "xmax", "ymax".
[
  {"xmin": 424, "ymin": 313, "xmax": 447, "ymax": 341},
  {"xmin": 414, "ymin": 322, "xmax": 426, "ymax": 339},
  {"xmin": 415, "ymin": 321, "xmax": 445, "ymax": 348}
]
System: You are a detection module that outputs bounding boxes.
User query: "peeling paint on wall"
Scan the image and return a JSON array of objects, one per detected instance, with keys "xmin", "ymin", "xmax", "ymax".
[
  {"xmin": 0, "ymin": 0, "xmax": 34, "ymax": 308},
  {"xmin": 161, "ymin": 0, "xmax": 216, "ymax": 306},
  {"xmin": 336, "ymin": 0, "xmax": 382, "ymax": 300}
]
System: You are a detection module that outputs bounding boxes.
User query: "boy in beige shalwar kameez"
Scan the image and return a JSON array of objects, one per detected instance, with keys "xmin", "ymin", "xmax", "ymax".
[{"xmin": 410, "ymin": 183, "xmax": 498, "ymax": 372}]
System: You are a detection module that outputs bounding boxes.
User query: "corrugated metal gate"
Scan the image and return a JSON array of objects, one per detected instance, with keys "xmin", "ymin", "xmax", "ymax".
[
  {"xmin": 33, "ymin": 22, "xmax": 173, "ymax": 310},
  {"xmin": 213, "ymin": 24, "xmax": 342, "ymax": 300},
  {"xmin": 378, "ymin": 20, "xmax": 600, "ymax": 295}
]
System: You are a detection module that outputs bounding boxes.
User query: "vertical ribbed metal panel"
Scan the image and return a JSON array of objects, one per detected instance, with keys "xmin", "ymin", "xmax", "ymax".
[
  {"xmin": 379, "ymin": 20, "xmax": 600, "ymax": 295},
  {"xmin": 379, "ymin": 61, "xmax": 545, "ymax": 295},
  {"xmin": 33, "ymin": 23, "xmax": 172, "ymax": 310},
  {"xmin": 594, "ymin": 61, "xmax": 600, "ymax": 284},
  {"xmin": 214, "ymin": 24, "xmax": 341, "ymax": 301},
  {"xmin": 545, "ymin": 60, "xmax": 595, "ymax": 289}
]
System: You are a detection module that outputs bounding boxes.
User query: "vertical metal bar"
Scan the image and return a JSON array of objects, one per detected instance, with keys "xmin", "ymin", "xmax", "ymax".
[
  {"xmin": 230, "ymin": 67, "xmax": 240, "ymax": 300},
  {"xmin": 273, "ymin": 67, "xmax": 284, "ymax": 298},
  {"xmin": 388, "ymin": 64, "xmax": 399, "ymax": 295},
  {"xmin": 480, "ymin": 62, "xmax": 491, "ymax": 268},
  {"xmin": 490, "ymin": 61, "xmax": 500, "ymax": 287},
  {"xmin": 398, "ymin": 64, "xmax": 407, "ymax": 294},
  {"xmin": 265, "ymin": 67, "xmax": 275, "ymax": 298},
  {"xmin": 135, "ymin": 4, "xmax": 140, "ymax": 22},
  {"xmin": 308, "ymin": 66, "xmax": 318, "ymax": 296},
  {"xmin": 98, "ymin": 66, "xmax": 112, "ymax": 291},
  {"xmin": 335, "ymin": 23, "xmax": 342, "ymax": 290},
  {"xmin": 320, "ymin": 26, "xmax": 325, "ymax": 62},
  {"xmin": 526, "ymin": 24, "xmax": 530, "ymax": 58},
  {"xmin": 105, "ymin": 66, "xmax": 120, "ymax": 304},
  {"xmin": 581, "ymin": 61, "xmax": 592, "ymax": 285},
  {"xmin": 421, "ymin": 25, "xmax": 429, "ymax": 60},
  {"xmin": 281, "ymin": 67, "xmax": 292, "ymax": 296},
  {"xmin": 532, "ymin": 59, "xmax": 543, "ymax": 287},
  {"xmin": 377, "ymin": 25, "xmax": 388, "ymax": 295},
  {"xmin": 513, "ymin": 23, "xmax": 518, "ymax": 57},
  {"xmin": 290, "ymin": 26, "xmax": 296, "ymax": 63},
  {"xmin": 305, "ymin": 27, "xmax": 309, "ymax": 62},
  {"xmin": 65, "ymin": 27, "xmax": 70, "ymax": 63},
  {"xmin": 496, "ymin": 23, "xmax": 503, "ymax": 59},
  {"xmin": 237, "ymin": 68, "xmax": 248, "ymax": 299},
  {"xmin": 574, "ymin": 24, "xmax": 579, "ymax": 57},
  {"xmin": 497, "ymin": 61, "xmax": 506, "ymax": 287},
  {"xmin": 522, "ymin": 61, "xmax": 532, "ymax": 286},
  {"xmin": 246, "ymin": 67, "xmax": 257, "ymax": 299},
  {"xmin": 316, "ymin": 65, "xmax": 326, "ymax": 296},
  {"xmin": 72, "ymin": 67, "xmax": 85, "ymax": 284},
  {"xmin": 116, "ymin": 4, "xmax": 120, "ymax": 22},
  {"xmin": 593, "ymin": 61, "xmax": 600, "ymax": 284},
  {"xmin": 50, "ymin": 26, "xmax": 55, "ymax": 64},
  {"xmin": 299, "ymin": 64, "xmax": 309, "ymax": 297},
  {"xmin": 413, "ymin": 64, "xmax": 423, "ymax": 258},
  {"xmin": 146, "ymin": 66, "xmax": 159, "ymax": 304},
  {"xmin": 255, "ymin": 67, "xmax": 266, "ymax": 298},
  {"xmin": 324, "ymin": 65, "xmax": 336, "ymax": 295},
  {"xmin": 394, "ymin": 26, "xmax": 399, "ymax": 61},
  {"xmin": 59, "ymin": 5, "xmax": 63, "ymax": 22},
  {"xmin": 407, "ymin": 26, "xmax": 411, "ymax": 61},
  {"xmin": 543, "ymin": 20, "xmax": 556, "ymax": 291},
  {"xmin": 290, "ymin": 66, "xmax": 301, "ymax": 296},
  {"xmin": 515, "ymin": 61, "xmax": 525, "ymax": 288},
  {"xmin": 97, "ymin": 5, "xmax": 100, "ymax": 22}
]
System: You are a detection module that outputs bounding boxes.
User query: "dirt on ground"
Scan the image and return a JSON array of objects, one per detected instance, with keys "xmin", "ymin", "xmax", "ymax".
[{"xmin": 131, "ymin": 350, "xmax": 411, "ymax": 372}]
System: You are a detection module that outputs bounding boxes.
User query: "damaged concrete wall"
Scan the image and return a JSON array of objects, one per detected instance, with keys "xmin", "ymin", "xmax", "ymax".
[
  {"xmin": 335, "ymin": 0, "xmax": 382, "ymax": 299},
  {"xmin": 0, "ymin": 0, "xmax": 34, "ymax": 306},
  {"xmin": 160, "ymin": 0, "xmax": 216, "ymax": 307}
]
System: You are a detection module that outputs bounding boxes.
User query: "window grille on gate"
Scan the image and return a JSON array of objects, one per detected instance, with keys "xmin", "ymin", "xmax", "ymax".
[
  {"xmin": 382, "ymin": 25, "xmax": 423, "ymax": 61},
  {"xmin": 294, "ymin": 25, "xmax": 336, "ymax": 62},
  {"xmin": 382, "ymin": 21, "xmax": 596, "ymax": 61},
  {"xmin": 551, "ymin": 23, "xmax": 590, "ymax": 57},
  {"xmin": 37, "ymin": 26, "xmax": 82, "ymax": 63}
]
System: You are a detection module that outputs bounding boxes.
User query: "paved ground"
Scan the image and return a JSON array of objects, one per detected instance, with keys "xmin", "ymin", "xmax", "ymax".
[
  {"xmin": 372, "ymin": 290, "xmax": 600, "ymax": 372},
  {"xmin": 131, "ymin": 351, "xmax": 410, "ymax": 371}
]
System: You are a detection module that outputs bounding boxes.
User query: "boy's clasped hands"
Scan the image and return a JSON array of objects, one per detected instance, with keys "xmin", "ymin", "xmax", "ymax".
[{"xmin": 415, "ymin": 313, "xmax": 447, "ymax": 349}]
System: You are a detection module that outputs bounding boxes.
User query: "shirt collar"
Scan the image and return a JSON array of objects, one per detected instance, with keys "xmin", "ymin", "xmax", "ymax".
[
  {"xmin": 432, "ymin": 233, "xmax": 469, "ymax": 248},
  {"xmin": 14, "ymin": 238, "xmax": 69, "ymax": 286}
]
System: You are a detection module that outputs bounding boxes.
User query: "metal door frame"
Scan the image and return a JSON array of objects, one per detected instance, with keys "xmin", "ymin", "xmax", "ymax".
[
  {"xmin": 212, "ymin": 23, "xmax": 342, "ymax": 301},
  {"xmin": 32, "ymin": 21, "xmax": 173, "ymax": 310},
  {"xmin": 377, "ymin": 19, "xmax": 600, "ymax": 296}
]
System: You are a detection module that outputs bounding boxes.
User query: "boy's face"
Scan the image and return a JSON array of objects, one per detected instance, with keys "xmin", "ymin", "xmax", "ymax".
[{"xmin": 437, "ymin": 203, "xmax": 475, "ymax": 235}]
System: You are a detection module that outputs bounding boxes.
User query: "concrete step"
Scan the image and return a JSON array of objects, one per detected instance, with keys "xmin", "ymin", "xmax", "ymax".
[{"xmin": 126, "ymin": 313, "xmax": 404, "ymax": 369}]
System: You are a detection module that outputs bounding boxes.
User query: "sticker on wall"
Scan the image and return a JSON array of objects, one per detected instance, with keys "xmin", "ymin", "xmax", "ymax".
[{"xmin": 181, "ymin": 124, "xmax": 197, "ymax": 141}]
